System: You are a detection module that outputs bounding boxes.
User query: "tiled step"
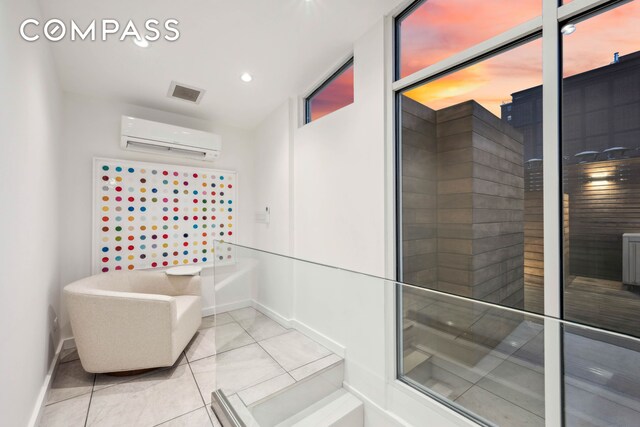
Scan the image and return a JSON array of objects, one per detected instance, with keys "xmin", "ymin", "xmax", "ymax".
[
  {"xmin": 276, "ymin": 389, "xmax": 363, "ymax": 427},
  {"xmin": 217, "ymin": 357, "xmax": 345, "ymax": 426},
  {"xmin": 403, "ymin": 347, "xmax": 432, "ymax": 373}
]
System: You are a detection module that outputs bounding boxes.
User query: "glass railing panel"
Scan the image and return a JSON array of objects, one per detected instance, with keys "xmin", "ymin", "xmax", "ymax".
[
  {"xmin": 400, "ymin": 284, "xmax": 545, "ymax": 425},
  {"xmin": 211, "ymin": 241, "xmax": 391, "ymax": 427},
  {"xmin": 209, "ymin": 241, "xmax": 640, "ymax": 427},
  {"xmin": 563, "ymin": 325, "xmax": 640, "ymax": 426}
]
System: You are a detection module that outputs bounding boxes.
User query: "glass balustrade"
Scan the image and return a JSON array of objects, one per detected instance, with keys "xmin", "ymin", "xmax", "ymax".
[{"xmin": 207, "ymin": 241, "xmax": 640, "ymax": 427}]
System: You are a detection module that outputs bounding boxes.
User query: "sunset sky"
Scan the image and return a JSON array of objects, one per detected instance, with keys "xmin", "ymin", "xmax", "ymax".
[
  {"xmin": 309, "ymin": 63, "xmax": 354, "ymax": 122},
  {"xmin": 402, "ymin": 0, "xmax": 640, "ymax": 117},
  {"xmin": 312, "ymin": 0, "xmax": 639, "ymax": 121},
  {"xmin": 404, "ymin": 39, "xmax": 542, "ymax": 117},
  {"xmin": 399, "ymin": 0, "xmax": 540, "ymax": 78}
]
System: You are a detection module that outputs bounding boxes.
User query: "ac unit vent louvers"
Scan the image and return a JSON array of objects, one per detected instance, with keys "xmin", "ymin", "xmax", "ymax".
[{"xmin": 120, "ymin": 116, "xmax": 221, "ymax": 162}]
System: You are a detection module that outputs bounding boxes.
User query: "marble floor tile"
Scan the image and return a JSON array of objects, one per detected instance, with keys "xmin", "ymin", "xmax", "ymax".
[
  {"xmin": 458, "ymin": 312, "xmax": 524, "ymax": 351},
  {"xmin": 510, "ymin": 332, "xmax": 545, "ymax": 372},
  {"xmin": 289, "ymin": 354, "xmax": 342, "ymax": 381},
  {"xmin": 564, "ymin": 330, "xmax": 640, "ymax": 396},
  {"xmin": 455, "ymin": 385, "xmax": 544, "ymax": 426},
  {"xmin": 477, "ymin": 359, "xmax": 545, "ymax": 417},
  {"xmin": 185, "ymin": 322, "xmax": 255, "ymax": 362},
  {"xmin": 59, "ymin": 348, "xmax": 80, "ymax": 364},
  {"xmin": 402, "ymin": 349, "xmax": 432, "ymax": 374},
  {"xmin": 237, "ymin": 313, "xmax": 288, "ymax": 342},
  {"xmin": 563, "ymin": 412, "xmax": 602, "ymax": 427},
  {"xmin": 565, "ymin": 374, "xmax": 640, "ymax": 414},
  {"xmin": 47, "ymin": 360, "xmax": 94, "ymax": 405},
  {"xmin": 421, "ymin": 333, "xmax": 506, "ymax": 384},
  {"xmin": 564, "ymin": 383, "xmax": 640, "ymax": 427},
  {"xmin": 190, "ymin": 343, "xmax": 285, "ymax": 403},
  {"xmin": 200, "ymin": 313, "xmax": 235, "ymax": 330},
  {"xmin": 94, "ymin": 352, "xmax": 187, "ymax": 391},
  {"xmin": 228, "ymin": 307, "xmax": 260, "ymax": 323},
  {"xmin": 40, "ymin": 392, "xmax": 91, "ymax": 427},
  {"xmin": 413, "ymin": 301, "xmax": 485, "ymax": 337},
  {"xmin": 155, "ymin": 407, "xmax": 213, "ymax": 426},
  {"xmin": 86, "ymin": 364, "xmax": 203, "ymax": 427},
  {"xmin": 259, "ymin": 330, "xmax": 331, "ymax": 371},
  {"xmin": 407, "ymin": 362, "xmax": 473, "ymax": 401},
  {"xmin": 238, "ymin": 373, "xmax": 295, "ymax": 406},
  {"xmin": 491, "ymin": 320, "xmax": 544, "ymax": 359}
]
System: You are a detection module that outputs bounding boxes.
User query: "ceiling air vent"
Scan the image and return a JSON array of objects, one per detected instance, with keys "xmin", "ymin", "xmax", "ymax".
[{"xmin": 167, "ymin": 81, "xmax": 205, "ymax": 104}]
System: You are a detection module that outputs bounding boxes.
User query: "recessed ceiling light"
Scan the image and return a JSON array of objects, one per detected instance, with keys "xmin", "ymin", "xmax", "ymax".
[
  {"xmin": 240, "ymin": 73, "xmax": 253, "ymax": 82},
  {"xmin": 561, "ymin": 24, "xmax": 576, "ymax": 36},
  {"xmin": 133, "ymin": 37, "xmax": 149, "ymax": 48}
]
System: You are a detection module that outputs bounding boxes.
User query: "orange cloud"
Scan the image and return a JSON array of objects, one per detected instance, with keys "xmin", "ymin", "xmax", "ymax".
[
  {"xmin": 400, "ymin": 0, "xmax": 640, "ymax": 84},
  {"xmin": 405, "ymin": 39, "xmax": 543, "ymax": 117},
  {"xmin": 399, "ymin": 0, "xmax": 541, "ymax": 77},
  {"xmin": 309, "ymin": 64, "xmax": 354, "ymax": 121},
  {"xmin": 406, "ymin": 65, "xmax": 489, "ymax": 106}
]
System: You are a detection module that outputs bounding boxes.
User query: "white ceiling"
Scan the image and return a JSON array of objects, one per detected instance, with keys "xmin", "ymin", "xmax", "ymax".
[{"xmin": 40, "ymin": 0, "xmax": 404, "ymax": 129}]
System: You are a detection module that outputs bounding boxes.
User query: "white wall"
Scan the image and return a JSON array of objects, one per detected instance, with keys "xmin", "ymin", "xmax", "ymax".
[
  {"xmin": 249, "ymin": 101, "xmax": 293, "ymax": 255},
  {"xmin": 293, "ymin": 22, "xmax": 386, "ymax": 277},
  {"xmin": 246, "ymin": 16, "xmax": 394, "ymax": 421},
  {"xmin": 239, "ymin": 101, "xmax": 295, "ymax": 321},
  {"xmin": 244, "ymin": 18, "xmax": 389, "ymax": 403},
  {"xmin": 58, "ymin": 93, "xmax": 256, "ymax": 335},
  {"xmin": 290, "ymin": 17, "xmax": 391, "ymax": 417},
  {"xmin": 0, "ymin": 0, "xmax": 64, "ymax": 425}
]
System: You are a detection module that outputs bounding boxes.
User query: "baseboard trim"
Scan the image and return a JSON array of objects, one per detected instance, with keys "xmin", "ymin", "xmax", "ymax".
[
  {"xmin": 249, "ymin": 301, "xmax": 347, "ymax": 358},
  {"xmin": 343, "ymin": 382, "xmax": 410, "ymax": 427},
  {"xmin": 62, "ymin": 337, "xmax": 76, "ymax": 350},
  {"xmin": 27, "ymin": 339, "xmax": 64, "ymax": 427},
  {"xmin": 288, "ymin": 320, "xmax": 346, "ymax": 359},
  {"xmin": 251, "ymin": 301, "xmax": 292, "ymax": 329},
  {"xmin": 202, "ymin": 299, "xmax": 251, "ymax": 317}
]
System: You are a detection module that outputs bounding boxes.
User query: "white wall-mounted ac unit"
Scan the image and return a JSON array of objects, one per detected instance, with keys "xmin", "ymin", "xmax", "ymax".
[{"xmin": 120, "ymin": 116, "xmax": 221, "ymax": 161}]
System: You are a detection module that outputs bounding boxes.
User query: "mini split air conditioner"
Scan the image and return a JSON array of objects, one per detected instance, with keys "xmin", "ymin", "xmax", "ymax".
[{"xmin": 120, "ymin": 116, "xmax": 221, "ymax": 161}]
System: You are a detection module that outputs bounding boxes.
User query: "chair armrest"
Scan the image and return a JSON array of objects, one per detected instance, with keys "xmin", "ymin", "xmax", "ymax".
[
  {"xmin": 65, "ymin": 287, "xmax": 177, "ymax": 328},
  {"xmin": 64, "ymin": 289, "xmax": 178, "ymax": 372}
]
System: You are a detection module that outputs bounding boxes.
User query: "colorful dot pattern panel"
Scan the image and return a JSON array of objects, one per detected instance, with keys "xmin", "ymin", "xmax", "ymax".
[{"xmin": 94, "ymin": 158, "xmax": 236, "ymax": 273}]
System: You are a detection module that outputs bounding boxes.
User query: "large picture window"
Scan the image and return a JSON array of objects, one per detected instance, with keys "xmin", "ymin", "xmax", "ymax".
[
  {"xmin": 399, "ymin": 39, "xmax": 544, "ymax": 312},
  {"xmin": 561, "ymin": 1, "xmax": 640, "ymax": 337},
  {"xmin": 397, "ymin": 39, "xmax": 545, "ymax": 425},
  {"xmin": 395, "ymin": 0, "xmax": 640, "ymax": 426}
]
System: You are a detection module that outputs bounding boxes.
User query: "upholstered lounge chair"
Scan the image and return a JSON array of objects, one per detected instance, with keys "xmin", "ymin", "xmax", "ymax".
[{"xmin": 64, "ymin": 270, "xmax": 202, "ymax": 373}]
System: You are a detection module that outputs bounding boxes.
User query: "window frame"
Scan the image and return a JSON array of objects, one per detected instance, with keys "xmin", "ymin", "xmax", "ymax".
[
  {"xmin": 391, "ymin": 0, "xmax": 633, "ymax": 425},
  {"xmin": 394, "ymin": 34, "xmax": 546, "ymax": 427},
  {"xmin": 304, "ymin": 57, "xmax": 355, "ymax": 124},
  {"xmin": 393, "ymin": 0, "xmax": 425, "ymax": 81}
]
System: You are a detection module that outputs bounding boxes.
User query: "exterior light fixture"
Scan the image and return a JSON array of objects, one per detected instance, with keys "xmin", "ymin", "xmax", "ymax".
[{"xmin": 561, "ymin": 24, "xmax": 576, "ymax": 35}]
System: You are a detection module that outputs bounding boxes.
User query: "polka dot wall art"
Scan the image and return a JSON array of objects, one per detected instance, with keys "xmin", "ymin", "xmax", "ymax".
[{"xmin": 93, "ymin": 158, "xmax": 237, "ymax": 273}]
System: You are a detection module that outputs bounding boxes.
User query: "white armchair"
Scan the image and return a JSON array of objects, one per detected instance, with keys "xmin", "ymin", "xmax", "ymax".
[{"xmin": 64, "ymin": 270, "xmax": 202, "ymax": 373}]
